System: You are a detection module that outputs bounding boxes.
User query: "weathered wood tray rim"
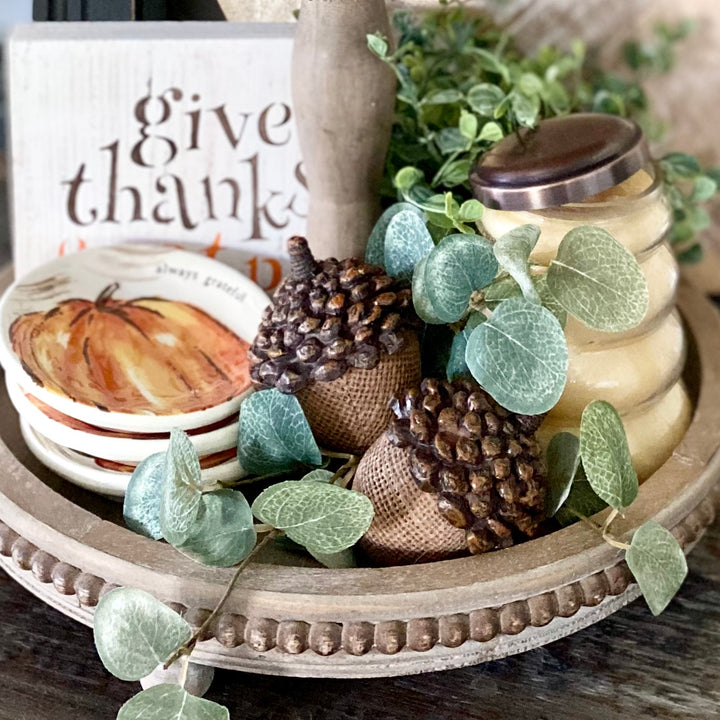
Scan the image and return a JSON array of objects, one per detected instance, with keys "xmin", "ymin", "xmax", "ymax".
[{"xmin": 0, "ymin": 276, "xmax": 719, "ymax": 676}]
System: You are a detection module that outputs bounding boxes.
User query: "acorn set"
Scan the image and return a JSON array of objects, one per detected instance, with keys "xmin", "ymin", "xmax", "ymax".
[{"xmin": 248, "ymin": 236, "xmax": 547, "ymax": 565}]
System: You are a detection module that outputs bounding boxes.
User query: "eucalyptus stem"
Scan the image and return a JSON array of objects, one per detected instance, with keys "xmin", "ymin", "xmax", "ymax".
[
  {"xmin": 571, "ymin": 508, "xmax": 631, "ymax": 552},
  {"xmin": 164, "ymin": 529, "xmax": 281, "ymax": 669},
  {"xmin": 319, "ymin": 448, "xmax": 356, "ymax": 460}
]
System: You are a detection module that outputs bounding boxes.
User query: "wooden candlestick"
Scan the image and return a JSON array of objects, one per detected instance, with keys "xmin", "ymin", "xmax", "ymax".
[{"xmin": 291, "ymin": 0, "xmax": 396, "ymax": 260}]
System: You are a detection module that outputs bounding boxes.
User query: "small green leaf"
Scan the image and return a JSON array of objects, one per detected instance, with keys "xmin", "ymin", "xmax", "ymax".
[
  {"xmin": 467, "ymin": 49, "xmax": 509, "ymax": 81},
  {"xmin": 93, "ymin": 589, "xmax": 192, "ymax": 682},
  {"xmin": 412, "ymin": 255, "xmax": 446, "ymax": 324},
  {"xmin": 238, "ymin": 389, "xmax": 322, "ymax": 476},
  {"xmin": 493, "ymin": 224, "xmax": 541, "ymax": 304},
  {"xmin": 366, "ymin": 202, "xmax": 424, "ymax": 266},
  {"xmin": 175, "ymin": 489, "xmax": 256, "ymax": 567},
  {"xmin": 661, "ymin": 152, "xmax": 701, "ymax": 178},
  {"xmin": 394, "ymin": 167, "xmax": 425, "ymax": 193},
  {"xmin": 466, "ymin": 297, "xmax": 568, "ymax": 415},
  {"xmin": 547, "ymin": 226, "xmax": 649, "ymax": 332},
  {"xmin": 160, "ymin": 430, "xmax": 202, "ymax": 547},
  {"xmin": 579, "ymin": 401, "xmax": 638, "ymax": 511},
  {"xmin": 467, "ymin": 83, "xmax": 505, "ymax": 116},
  {"xmin": 438, "ymin": 159, "xmax": 472, "ymax": 186},
  {"xmin": 511, "ymin": 91, "xmax": 540, "ymax": 127},
  {"xmin": 367, "ymin": 33, "xmax": 389, "ymax": 59},
  {"xmin": 425, "ymin": 234, "xmax": 498, "ymax": 322},
  {"xmin": 436, "ymin": 127, "xmax": 467, "ymax": 155},
  {"xmin": 676, "ymin": 244, "xmax": 703, "ymax": 264},
  {"xmin": 477, "ymin": 121, "xmax": 504, "ymax": 143},
  {"xmin": 423, "ymin": 88, "xmax": 464, "ymax": 105},
  {"xmin": 691, "ymin": 176, "xmax": 717, "ymax": 202},
  {"xmin": 124, "ymin": 452, "xmax": 165, "ymax": 540},
  {"xmin": 626, "ymin": 521, "xmax": 688, "ymax": 616},
  {"xmin": 385, "ymin": 209, "xmax": 434, "ymax": 280},
  {"xmin": 252, "ymin": 481, "xmax": 374, "ymax": 555},
  {"xmin": 541, "ymin": 81, "xmax": 570, "ymax": 114},
  {"xmin": 545, "ymin": 432, "xmax": 581, "ymax": 516},
  {"xmin": 518, "ymin": 72, "xmax": 543, "ymax": 96},
  {"xmin": 457, "ymin": 199, "xmax": 484, "ymax": 223},
  {"xmin": 117, "ymin": 684, "xmax": 229, "ymax": 720},
  {"xmin": 459, "ymin": 110, "xmax": 478, "ymax": 141}
]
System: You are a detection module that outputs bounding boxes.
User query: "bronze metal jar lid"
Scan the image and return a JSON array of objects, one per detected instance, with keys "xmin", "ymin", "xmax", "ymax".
[{"xmin": 469, "ymin": 113, "xmax": 650, "ymax": 211}]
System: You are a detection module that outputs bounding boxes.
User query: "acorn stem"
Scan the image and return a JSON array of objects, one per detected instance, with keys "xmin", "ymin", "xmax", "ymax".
[{"xmin": 287, "ymin": 236, "xmax": 318, "ymax": 281}]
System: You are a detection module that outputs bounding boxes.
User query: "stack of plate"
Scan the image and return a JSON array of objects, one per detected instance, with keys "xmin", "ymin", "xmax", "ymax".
[{"xmin": 0, "ymin": 244, "xmax": 269, "ymax": 498}]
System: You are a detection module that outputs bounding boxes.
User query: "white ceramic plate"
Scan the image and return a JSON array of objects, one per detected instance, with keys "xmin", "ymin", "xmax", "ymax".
[
  {"xmin": 20, "ymin": 418, "xmax": 245, "ymax": 499},
  {"xmin": 7, "ymin": 380, "xmax": 241, "ymax": 463},
  {"xmin": 0, "ymin": 244, "xmax": 268, "ymax": 432}
]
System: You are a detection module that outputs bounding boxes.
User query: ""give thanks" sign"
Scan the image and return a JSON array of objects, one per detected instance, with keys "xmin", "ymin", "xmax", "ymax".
[{"xmin": 8, "ymin": 22, "xmax": 304, "ymax": 292}]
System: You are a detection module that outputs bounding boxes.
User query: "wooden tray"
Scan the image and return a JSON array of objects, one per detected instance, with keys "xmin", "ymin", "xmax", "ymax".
[{"xmin": 0, "ymin": 266, "xmax": 719, "ymax": 678}]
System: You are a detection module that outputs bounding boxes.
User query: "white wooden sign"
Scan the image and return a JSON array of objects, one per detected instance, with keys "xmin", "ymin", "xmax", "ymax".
[{"xmin": 7, "ymin": 22, "xmax": 304, "ymax": 292}]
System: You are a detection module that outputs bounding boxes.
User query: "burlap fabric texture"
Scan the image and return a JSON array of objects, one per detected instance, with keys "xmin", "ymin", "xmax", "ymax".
[
  {"xmin": 353, "ymin": 432, "xmax": 468, "ymax": 566},
  {"xmin": 296, "ymin": 332, "xmax": 421, "ymax": 456}
]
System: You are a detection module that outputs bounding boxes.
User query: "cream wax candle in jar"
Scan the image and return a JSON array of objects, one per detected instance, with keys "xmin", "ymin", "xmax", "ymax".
[{"xmin": 469, "ymin": 114, "xmax": 691, "ymax": 480}]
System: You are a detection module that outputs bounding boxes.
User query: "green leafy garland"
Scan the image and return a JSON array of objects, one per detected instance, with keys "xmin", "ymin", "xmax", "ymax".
[{"xmin": 368, "ymin": 3, "xmax": 718, "ymax": 261}]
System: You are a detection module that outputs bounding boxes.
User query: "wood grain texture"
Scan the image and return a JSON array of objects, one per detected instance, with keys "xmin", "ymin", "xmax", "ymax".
[{"xmin": 2, "ymin": 520, "xmax": 720, "ymax": 720}]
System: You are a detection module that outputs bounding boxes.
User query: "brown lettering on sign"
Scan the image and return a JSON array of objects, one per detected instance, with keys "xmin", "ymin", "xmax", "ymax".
[{"xmin": 61, "ymin": 85, "xmax": 306, "ymax": 243}]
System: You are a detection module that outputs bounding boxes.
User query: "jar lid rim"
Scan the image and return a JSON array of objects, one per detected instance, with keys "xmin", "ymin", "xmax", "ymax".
[{"xmin": 469, "ymin": 114, "xmax": 650, "ymax": 211}]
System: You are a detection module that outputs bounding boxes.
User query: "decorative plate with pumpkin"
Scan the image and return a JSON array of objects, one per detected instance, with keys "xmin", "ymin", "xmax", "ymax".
[{"xmin": 0, "ymin": 244, "xmax": 269, "ymax": 432}]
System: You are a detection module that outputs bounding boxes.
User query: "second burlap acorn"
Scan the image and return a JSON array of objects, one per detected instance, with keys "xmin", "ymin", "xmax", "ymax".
[
  {"xmin": 248, "ymin": 237, "xmax": 421, "ymax": 455},
  {"xmin": 354, "ymin": 377, "xmax": 547, "ymax": 565}
]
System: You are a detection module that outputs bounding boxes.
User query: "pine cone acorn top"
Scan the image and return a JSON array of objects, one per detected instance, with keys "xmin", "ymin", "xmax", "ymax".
[
  {"xmin": 387, "ymin": 377, "xmax": 547, "ymax": 555},
  {"xmin": 249, "ymin": 236, "xmax": 418, "ymax": 394}
]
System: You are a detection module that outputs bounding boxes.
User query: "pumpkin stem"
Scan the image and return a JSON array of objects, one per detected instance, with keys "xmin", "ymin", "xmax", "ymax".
[
  {"xmin": 287, "ymin": 236, "xmax": 318, "ymax": 281},
  {"xmin": 95, "ymin": 282, "xmax": 120, "ymax": 308}
]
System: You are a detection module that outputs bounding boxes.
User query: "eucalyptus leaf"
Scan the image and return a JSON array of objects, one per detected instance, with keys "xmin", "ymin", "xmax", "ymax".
[
  {"xmin": 534, "ymin": 273, "xmax": 568, "ymax": 328},
  {"xmin": 175, "ymin": 489, "xmax": 256, "ymax": 567},
  {"xmin": 545, "ymin": 432, "xmax": 581, "ymax": 516},
  {"xmin": 252, "ymin": 481, "xmax": 374, "ymax": 555},
  {"xmin": 579, "ymin": 401, "xmax": 638, "ymax": 510},
  {"xmin": 117, "ymin": 684, "xmax": 229, "ymax": 720},
  {"xmin": 385, "ymin": 209, "xmax": 434, "ymax": 280},
  {"xmin": 493, "ymin": 224, "xmax": 541, "ymax": 304},
  {"xmin": 310, "ymin": 547, "xmax": 359, "ymax": 568},
  {"xmin": 555, "ymin": 474, "xmax": 608, "ymax": 527},
  {"xmin": 93, "ymin": 588, "xmax": 192, "ymax": 682},
  {"xmin": 124, "ymin": 453, "xmax": 165, "ymax": 540},
  {"xmin": 446, "ymin": 330, "xmax": 470, "ymax": 381},
  {"xmin": 466, "ymin": 297, "xmax": 568, "ymax": 414},
  {"xmin": 424, "ymin": 234, "xmax": 498, "ymax": 322},
  {"xmin": 412, "ymin": 255, "xmax": 446, "ymax": 324},
  {"xmin": 366, "ymin": 202, "xmax": 424, "ymax": 266},
  {"xmin": 160, "ymin": 430, "xmax": 202, "ymax": 547},
  {"xmin": 302, "ymin": 469, "xmax": 335, "ymax": 483},
  {"xmin": 626, "ymin": 521, "xmax": 688, "ymax": 616},
  {"xmin": 484, "ymin": 275, "xmax": 522, "ymax": 308},
  {"xmin": 547, "ymin": 226, "xmax": 649, "ymax": 332},
  {"xmin": 238, "ymin": 389, "xmax": 322, "ymax": 476}
]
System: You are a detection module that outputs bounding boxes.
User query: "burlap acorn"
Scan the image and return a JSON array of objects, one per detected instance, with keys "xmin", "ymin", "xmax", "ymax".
[
  {"xmin": 248, "ymin": 237, "xmax": 421, "ymax": 454},
  {"xmin": 354, "ymin": 433, "xmax": 468, "ymax": 565},
  {"xmin": 354, "ymin": 377, "xmax": 547, "ymax": 565}
]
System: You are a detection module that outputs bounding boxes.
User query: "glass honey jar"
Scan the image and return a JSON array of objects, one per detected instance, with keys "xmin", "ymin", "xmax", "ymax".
[{"xmin": 470, "ymin": 114, "xmax": 691, "ymax": 479}]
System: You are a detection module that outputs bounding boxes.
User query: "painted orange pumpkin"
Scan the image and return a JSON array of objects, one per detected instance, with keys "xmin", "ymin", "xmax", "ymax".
[{"xmin": 10, "ymin": 283, "xmax": 251, "ymax": 415}]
